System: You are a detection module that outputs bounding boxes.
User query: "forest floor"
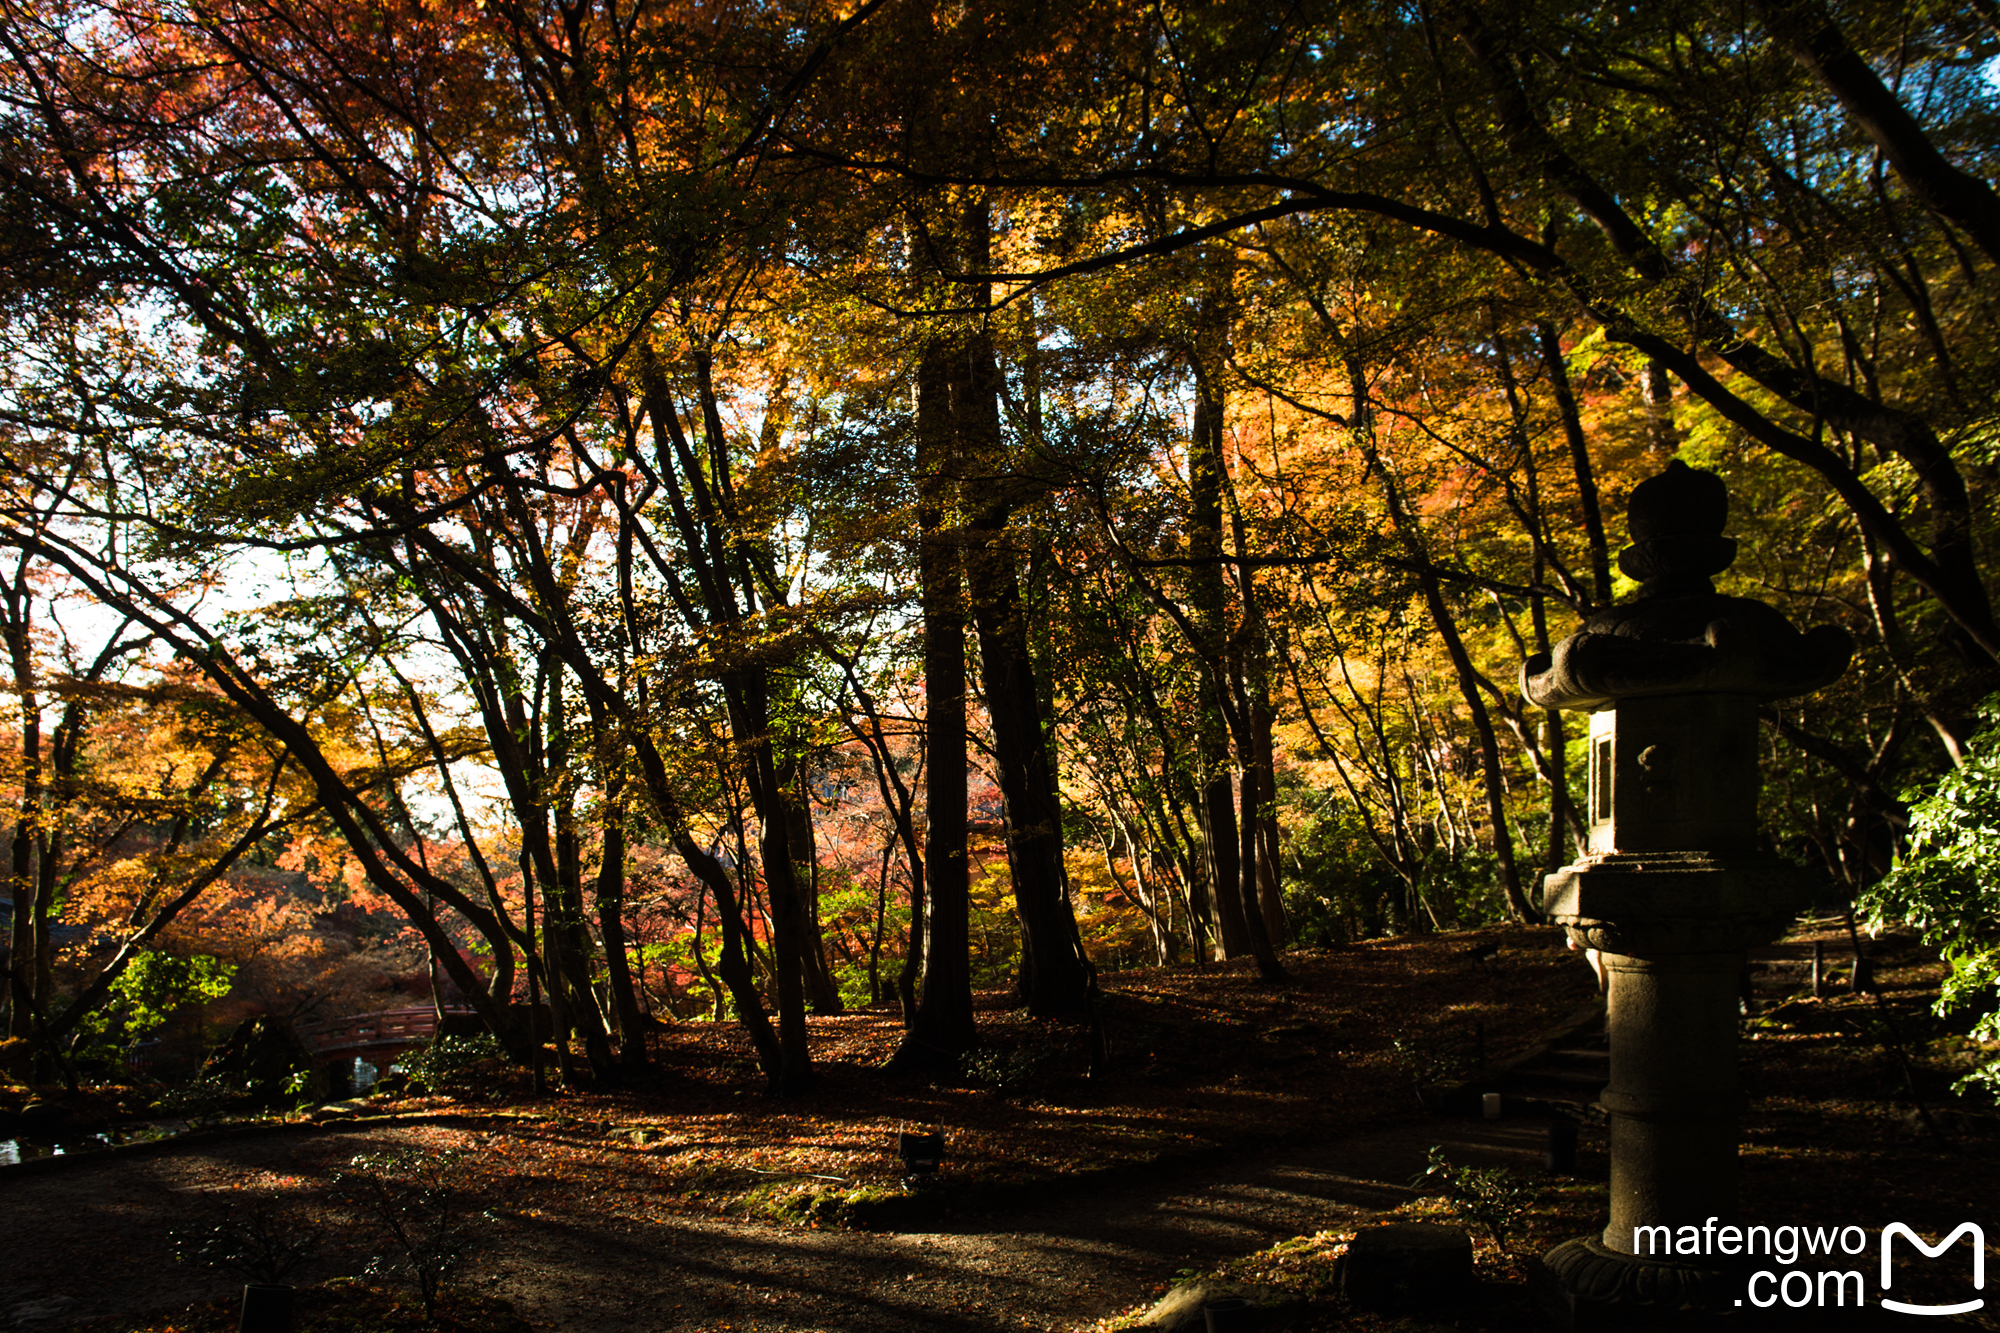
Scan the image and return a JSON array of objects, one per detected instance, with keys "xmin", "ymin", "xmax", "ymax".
[{"xmin": 1, "ymin": 921, "xmax": 1994, "ymax": 1332}]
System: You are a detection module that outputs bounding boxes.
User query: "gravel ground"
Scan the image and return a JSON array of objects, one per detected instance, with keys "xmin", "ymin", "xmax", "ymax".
[{"xmin": 0, "ymin": 1115, "xmax": 1551, "ymax": 1332}]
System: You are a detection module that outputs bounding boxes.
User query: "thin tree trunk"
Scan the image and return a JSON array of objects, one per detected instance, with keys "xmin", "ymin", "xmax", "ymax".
[
  {"xmin": 1227, "ymin": 649, "xmax": 1289, "ymax": 980},
  {"xmin": 594, "ymin": 810, "xmax": 649, "ymax": 1069},
  {"xmin": 688, "ymin": 879, "xmax": 726, "ymax": 1021},
  {"xmin": 869, "ymin": 834, "xmax": 894, "ymax": 1006},
  {"xmin": 735, "ymin": 693, "xmax": 814, "ymax": 1094},
  {"xmin": 1492, "ymin": 319, "xmax": 1581, "ymax": 885},
  {"xmin": 782, "ymin": 759, "xmax": 844, "ymax": 1014},
  {"xmin": 1252, "ymin": 696, "xmax": 1288, "ymax": 947},
  {"xmin": 1116, "ymin": 604, "xmax": 1213, "ymax": 957},
  {"xmin": 521, "ymin": 851, "xmax": 573, "ymax": 1084},
  {"xmin": 1533, "ymin": 323, "xmax": 1614, "ymax": 609},
  {"xmin": 1365, "ymin": 447, "xmax": 1537, "ymax": 924},
  {"xmin": 836, "ymin": 695, "xmax": 926, "ymax": 1023}
]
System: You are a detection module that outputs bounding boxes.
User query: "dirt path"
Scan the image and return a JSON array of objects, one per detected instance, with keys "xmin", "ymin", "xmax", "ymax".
[{"xmin": 0, "ymin": 1113, "xmax": 1552, "ymax": 1332}]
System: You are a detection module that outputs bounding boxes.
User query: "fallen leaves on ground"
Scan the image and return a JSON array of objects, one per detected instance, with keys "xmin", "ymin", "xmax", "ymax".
[
  {"xmin": 1074, "ymin": 919, "xmax": 2000, "ymax": 1333},
  {"xmin": 284, "ymin": 929, "xmax": 1598, "ymax": 1230}
]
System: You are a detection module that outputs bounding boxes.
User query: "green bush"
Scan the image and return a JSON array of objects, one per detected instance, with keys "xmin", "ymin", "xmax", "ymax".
[
  {"xmin": 1409, "ymin": 1146, "xmax": 1541, "ymax": 1252},
  {"xmin": 1861, "ymin": 700, "xmax": 2000, "ymax": 1101},
  {"xmin": 396, "ymin": 1034, "xmax": 505, "ymax": 1094},
  {"xmin": 746, "ymin": 1178, "xmax": 905, "ymax": 1227}
]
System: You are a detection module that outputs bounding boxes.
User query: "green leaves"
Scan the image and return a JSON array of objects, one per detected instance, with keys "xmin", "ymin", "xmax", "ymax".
[
  {"xmin": 73, "ymin": 950, "xmax": 236, "ymax": 1063},
  {"xmin": 1862, "ymin": 697, "xmax": 2000, "ymax": 1098},
  {"xmin": 397, "ymin": 1033, "xmax": 507, "ymax": 1094},
  {"xmin": 1408, "ymin": 1145, "xmax": 1541, "ymax": 1252}
]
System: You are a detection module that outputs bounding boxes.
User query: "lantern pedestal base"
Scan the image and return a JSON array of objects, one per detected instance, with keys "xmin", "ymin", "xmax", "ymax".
[{"xmin": 1532, "ymin": 1236, "xmax": 1739, "ymax": 1330}]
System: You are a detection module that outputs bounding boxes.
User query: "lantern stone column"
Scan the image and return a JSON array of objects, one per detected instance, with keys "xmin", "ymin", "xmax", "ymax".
[{"xmin": 1521, "ymin": 461, "xmax": 1851, "ymax": 1328}]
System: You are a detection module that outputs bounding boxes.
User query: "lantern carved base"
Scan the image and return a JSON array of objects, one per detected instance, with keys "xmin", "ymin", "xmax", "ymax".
[{"xmin": 1533, "ymin": 1237, "xmax": 1740, "ymax": 1330}]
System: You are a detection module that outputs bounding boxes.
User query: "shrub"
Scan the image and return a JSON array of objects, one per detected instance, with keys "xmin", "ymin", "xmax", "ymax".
[
  {"xmin": 1861, "ymin": 699, "xmax": 2000, "ymax": 1101},
  {"xmin": 336, "ymin": 1148, "xmax": 493, "ymax": 1319},
  {"xmin": 169, "ymin": 1202, "xmax": 322, "ymax": 1285},
  {"xmin": 746, "ymin": 1179, "xmax": 904, "ymax": 1227},
  {"xmin": 150, "ymin": 1070, "xmax": 246, "ymax": 1125},
  {"xmin": 396, "ymin": 1034, "xmax": 505, "ymax": 1094},
  {"xmin": 1408, "ymin": 1146, "xmax": 1541, "ymax": 1252},
  {"xmin": 1390, "ymin": 1033, "xmax": 1471, "ymax": 1094},
  {"xmin": 959, "ymin": 1043, "xmax": 1051, "ymax": 1094}
]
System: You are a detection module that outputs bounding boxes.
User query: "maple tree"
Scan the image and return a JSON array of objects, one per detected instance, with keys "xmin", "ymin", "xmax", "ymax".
[{"xmin": 0, "ymin": 0, "xmax": 1988, "ymax": 1098}]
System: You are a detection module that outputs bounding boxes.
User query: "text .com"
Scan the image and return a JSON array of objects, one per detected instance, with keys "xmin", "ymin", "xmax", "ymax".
[{"xmin": 1631, "ymin": 1220, "xmax": 1985, "ymax": 1314}]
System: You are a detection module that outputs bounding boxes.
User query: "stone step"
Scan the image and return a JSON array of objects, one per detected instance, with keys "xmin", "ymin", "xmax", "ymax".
[
  {"xmin": 1428, "ymin": 1000, "xmax": 1608, "ymax": 1116},
  {"xmin": 1480, "ymin": 1016, "xmax": 1609, "ymax": 1107},
  {"xmin": 1505, "ymin": 1065, "xmax": 1608, "ymax": 1085},
  {"xmin": 1540, "ymin": 1046, "xmax": 1609, "ymax": 1065},
  {"xmin": 1493, "ymin": 1071, "xmax": 1608, "ymax": 1103}
]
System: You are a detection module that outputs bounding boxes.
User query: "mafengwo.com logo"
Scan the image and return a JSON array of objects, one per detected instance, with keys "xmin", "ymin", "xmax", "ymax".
[{"xmin": 1631, "ymin": 1219, "xmax": 1985, "ymax": 1314}]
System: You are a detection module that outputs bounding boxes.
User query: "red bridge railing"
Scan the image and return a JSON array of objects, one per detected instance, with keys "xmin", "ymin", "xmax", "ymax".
[{"xmin": 295, "ymin": 1007, "xmax": 475, "ymax": 1058}]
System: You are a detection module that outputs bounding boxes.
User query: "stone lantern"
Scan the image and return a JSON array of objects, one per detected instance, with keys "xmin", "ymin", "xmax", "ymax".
[{"xmin": 1520, "ymin": 461, "xmax": 1851, "ymax": 1327}]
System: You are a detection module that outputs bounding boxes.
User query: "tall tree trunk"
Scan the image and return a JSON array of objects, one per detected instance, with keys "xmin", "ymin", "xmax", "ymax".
[
  {"xmin": 961, "ymin": 257, "xmax": 1091, "ymax": 1010},
  {"xmin": 575, "ymin": 685, "xmax": 647, "ymax": 1068},
  {"xmin": 1226, "ymin": 490, "xmax": 1292, "ymax": 977},
  {"xmin": 970, "ymin": 509, "xmax": 1093, "ymax": 1016},
  {"xmin": 4, "ymin": 590, "xmax": 42, "ymax": 1056},
  {"xmin": 547, "ymin": 669, "xmax": 617, "ymax": 1079},
  {"xmin": 756, "ymin": 799, "xmax": 814, "ymax": 1093},
  {"xmin": 895, "ymin": 323, "xmax": 978, "ymax": 1069},
  {"xmin": 1188, "ymin": 317, "xmax": 1250, "ymax": 961},
  {"xmin": 521, "ymin": 851, "xmax": 575, "ymax": 1084},
  {"xmin": 1227, "ymin": 647, "xmax": 1290, "ymax": 981},
  {"xmin": 732, "ymin": 677, "xmax": 816, "ymax": 1095},
  {"xmin": 1250, "ymin": 692, "xmax": 1288, "ymax": 947}
]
